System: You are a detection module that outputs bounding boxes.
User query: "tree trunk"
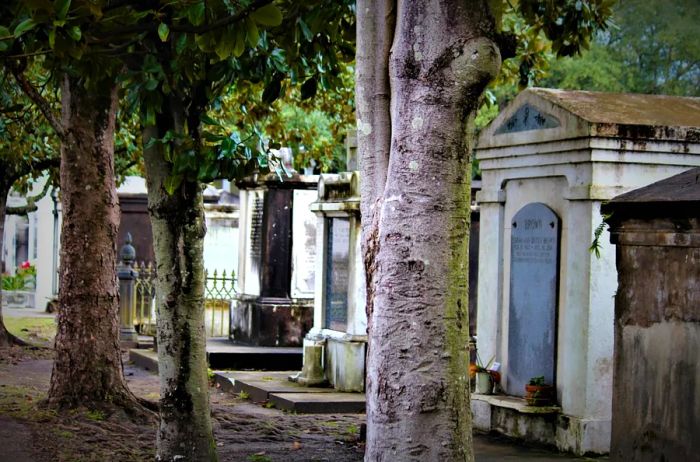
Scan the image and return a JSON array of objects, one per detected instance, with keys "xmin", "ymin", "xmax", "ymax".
[
  {"xmin": 356, "ymin": 0, "xmax": 395, "ymax": 323},
  {"xmin": 143, "ymin": 121, "xmax": 217, "ymax": 462},
  {"xmin": 0, "ymin": 181, "xmax": 16, "ymax": 348},
  {"xmin": 48, "ymin": 75, "xmax": 135, "ymax": 409},
  {"xmin": 361, "ymin": 1, "xmax": 500, "ymax": 460}
]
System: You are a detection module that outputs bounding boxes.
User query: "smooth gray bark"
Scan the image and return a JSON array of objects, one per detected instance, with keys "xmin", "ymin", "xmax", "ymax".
[
  {"xmin": 356, "ymin": 0, "xmax": 396, "ymax": 323},
  {"xmin": 360, "ymin": 1, "xmax": 501, "ymax": 460}
]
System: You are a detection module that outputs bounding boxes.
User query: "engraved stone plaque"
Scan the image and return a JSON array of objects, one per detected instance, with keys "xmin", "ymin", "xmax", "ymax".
[
  {"xmin": 324, "ymin": 217, "xmax": 350, "ymax": 331},
  {"xmin": 507, "ymin": 203, "xmax": 560, "ymax": 396}
]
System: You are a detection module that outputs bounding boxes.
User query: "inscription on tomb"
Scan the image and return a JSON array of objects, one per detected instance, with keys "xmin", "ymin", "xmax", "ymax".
[{"xmin": 507, "ymin": 203, "xmax": 560, "ymax": 396}]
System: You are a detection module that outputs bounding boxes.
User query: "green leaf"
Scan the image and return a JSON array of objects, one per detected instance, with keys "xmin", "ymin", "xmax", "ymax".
[
  {"xmin": 200, "ymin": 114, "xmax": 221, "ymax": 126},
  {"xmin": 14, "ymin": 19, "xmax": 37, "ymax": 37},
  {"xmin": 233, "ymin": 27, "xmax": 245, "ymax": 57},
  {"xmin": 67, "ymin": 26, "xmax": 81, "ymax": 41},
  {"xmin": 48, "ymin": 29, "xmax": 55, "ymax": 48},
  {"xmin": 187, "ymin": 2, "xmax": 206, "ymax": 27},
  {"xmin": 245, "ymin": 18, "xmax": 259, "ymax": 47},
  {"xmin": 298, "ymin": 19, "xmax": 313, "ymax": 41},
  {"xmin": 250, "ymin": 5, "xmax": 283, "ymax": 27},
  {"xmin": 144, "ymin": 79, "xmax": 159, "ymax": 91},
  {"xmin": 158, "ymin": 23, "xmax": 169, "ymax": 42},
  {"xmin": 55, "ymin": 0, "xmax": 71, "ymax": 20},
  {"xmin": 175, "ymin": 33, "xmax": 187, "ymax": 53},
  {"xmin": 164, "ymin": 174, "xmax": 183, "ymax": 195},
  {"xmin": 215, "ymin": 29, "xmax": 235, "ymax": 60},
  {"xmin": 0, "ymin": 26, "xmax": 11, "ymax": 38},
  {"xmin": 0, "ymin": 41, "xmax": 8, "ymax": 52}
]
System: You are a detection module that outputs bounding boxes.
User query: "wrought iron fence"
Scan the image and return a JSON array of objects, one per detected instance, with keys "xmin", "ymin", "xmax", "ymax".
[
  {"xmin": 134, "ymin": 262, "xmax": 157, "ymax": 336},
  {"xmin": 131, "ymin": 263, "xmax": 236, "ymax": 338}
]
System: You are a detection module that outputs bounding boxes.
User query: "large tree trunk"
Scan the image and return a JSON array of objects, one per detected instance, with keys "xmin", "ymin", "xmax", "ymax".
[
  {"xmin": 361, "ymin": 1, "xmax": 500, "ymax": 460},
  {"xmin": 48, "ymin": 75, "xmax": 136, "ymax": 408},
  {"xmin": 143, "ymin": 119, "xmax": 217, "ymax": 461}
]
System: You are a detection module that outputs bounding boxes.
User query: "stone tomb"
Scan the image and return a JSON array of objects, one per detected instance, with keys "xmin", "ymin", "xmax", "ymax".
[
  {"xmin": 292, "ymin": 172, "xmax": 366, "ymax": 392},
  {"xmin": 473, "ymin": 88, "xmax": 700, "ymax": 455},
  {"xmin": 603, "ymin": 168, "xmax": 700, "ymax": 462},
  {"xmin": 233, "ymin": 173, "xmax": 318, "ymax": 347}
]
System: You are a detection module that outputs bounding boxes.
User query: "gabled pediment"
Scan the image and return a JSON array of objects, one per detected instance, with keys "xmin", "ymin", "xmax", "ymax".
[{"xmin": 494, "ymin": 103, "xmax": 560, "ymax": 134}]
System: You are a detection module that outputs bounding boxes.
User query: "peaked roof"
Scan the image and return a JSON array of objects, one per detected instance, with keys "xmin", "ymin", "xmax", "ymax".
[{"xmin": 530, "ymin": 88, "xmax": 700, "ymax": 128}]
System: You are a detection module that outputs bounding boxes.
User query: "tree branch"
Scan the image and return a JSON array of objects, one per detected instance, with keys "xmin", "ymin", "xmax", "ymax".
[
  {"xmin": 7, "ymin": 175, "xmax": 55, "ymax": 216},
  {"xmin": 8, "ymin": 63, "xmax": 65, "ymax": 140},
  {"xmin": 6, "ymin": 203, "xmax": 38, "ymax": 215}
]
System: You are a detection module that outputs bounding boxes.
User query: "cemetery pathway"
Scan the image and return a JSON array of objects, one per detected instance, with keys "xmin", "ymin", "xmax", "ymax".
[{"xmin": 0, "ymin": 344, "xmax": 606, "ymax": 461}]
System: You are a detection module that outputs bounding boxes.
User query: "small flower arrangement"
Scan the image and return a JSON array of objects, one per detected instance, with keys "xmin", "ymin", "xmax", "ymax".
[
  {"xmin": 469, "ymin": 354, "xmax": 501, "ymax": 384},
  {"xmin": 2, "ymin": 261, "xmax": 36, "ymax": 291}
]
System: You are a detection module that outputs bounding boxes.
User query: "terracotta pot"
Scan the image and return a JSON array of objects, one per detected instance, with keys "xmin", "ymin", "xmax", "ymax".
[{"xmin": 525, "ymin": 384, "xmax": 554, "ymax": 406}]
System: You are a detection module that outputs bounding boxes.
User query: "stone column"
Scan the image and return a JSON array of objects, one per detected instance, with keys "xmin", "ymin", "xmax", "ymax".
[{"xmin": 118, "ymin": 233, "xmax": 139, "ymax": 348}]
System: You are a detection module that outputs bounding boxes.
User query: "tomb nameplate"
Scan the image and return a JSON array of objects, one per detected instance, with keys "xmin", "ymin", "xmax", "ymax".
[
  {"xmin": 324, "ymin": 217, "xmax": 350, "ymax": 331},
  {"xmin": 507, "ymin": 203, "xmax": 559, "ymax": 396}
]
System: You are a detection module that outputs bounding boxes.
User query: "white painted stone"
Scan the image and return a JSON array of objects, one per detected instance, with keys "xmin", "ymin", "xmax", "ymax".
[
  {"xmin": 474, "ymin": 88, "xmax": 700, "ymax": 455},
  {"xmin": 301, "ymin": 172, "xmax": 366, "ymax": 392},
  {"xmin": 291, "ymin": 190, "xmax": 318, "ymax": 299}
]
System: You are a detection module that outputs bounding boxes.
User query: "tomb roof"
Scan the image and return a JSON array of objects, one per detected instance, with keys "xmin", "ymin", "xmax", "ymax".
[{"xmin": 530, "ymin": 88, "xmax": 700, "ymax": 128}]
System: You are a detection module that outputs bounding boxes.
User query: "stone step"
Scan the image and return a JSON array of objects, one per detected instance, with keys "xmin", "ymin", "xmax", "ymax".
[
  {"xmin": 213, "ymin": 370, "xmax": 365, "ymax": 414},
  {"xmin": 129, "ymin": 338, "xmax": 303, "ymax": 372},
  {"xmin": 206, "ymin": 338, "xmax": 302, "ymax": 370},
  {"xmin": 269, "ymin": 392, "xmax": 366, "ymax": 414}
]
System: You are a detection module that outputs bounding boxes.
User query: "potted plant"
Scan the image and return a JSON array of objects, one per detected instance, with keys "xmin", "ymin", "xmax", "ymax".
[
  {"xmin": 470, "ymin": 354, "xmax": 498, "ymax": 394},
  {"xmin": 525, "ymin": 376, "xmax": 554, "ymax": 406}
]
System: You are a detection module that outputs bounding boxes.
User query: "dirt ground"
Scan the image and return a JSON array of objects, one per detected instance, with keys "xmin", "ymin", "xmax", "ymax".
[{"xmin": 0, "ymin": 345, "xmax": 365, "ymax": 462}]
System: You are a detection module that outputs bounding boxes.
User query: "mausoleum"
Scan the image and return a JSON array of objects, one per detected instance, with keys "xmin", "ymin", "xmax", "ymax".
[
  {"xmin": 233, "ymin": 173, "xmax": 318, "ymax": 347},
  {"xmin": 292, "ymin": 171, "xmax": 366, "ymax": 392},
  {"xmin": 472, "ymin": 88, "xmax": 700, "ymax": 455}
]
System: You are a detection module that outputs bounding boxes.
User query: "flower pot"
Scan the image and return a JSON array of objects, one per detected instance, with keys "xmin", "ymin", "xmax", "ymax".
[
  {"xmin": 525, "ymin": 384, "xmax": 554, "ymax": 406},
  {"xmin": 475, "ymin": 372, "xmax": 493, "ymax": 394}
]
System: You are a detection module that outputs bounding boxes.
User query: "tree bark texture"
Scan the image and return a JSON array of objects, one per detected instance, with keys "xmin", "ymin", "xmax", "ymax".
[
  {"xmin": 48, "ymin": 75, "xmax": 135, "ymax": 408},
  {"xmin": 361, "ymin": 1, "xmax": 501, "ymax": 460},
  {"xmin": 356, "ymin": 0, "xmax": 396, "ymax": 324},
  {"xmin": 143, "ymin": 121, "xmax": 217, "ymax": 462}
]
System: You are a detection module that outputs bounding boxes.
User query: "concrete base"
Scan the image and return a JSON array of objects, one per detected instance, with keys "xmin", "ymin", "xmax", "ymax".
[
  {"xmin": 231, "ymin": 295, "xmax": 313, "ymax": 347},
  {"xmin": 471, "ymin": 394, "xmax": 610, "ymax": 456},
  {"xmin": 324, "ymin": 337, "xmax": 366, "ymax": 392}
]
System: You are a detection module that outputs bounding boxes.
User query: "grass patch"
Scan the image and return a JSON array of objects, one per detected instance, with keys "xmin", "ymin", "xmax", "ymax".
[
  {"xmin": 85, "ymin": 409, "xmax": 105, "ymax": 421},
  {"xmin": 4, "ymin": 316, "xmax": 56, "ymax": 345},
  {"xmin": 0, "ymin": 384, "xmax": 56, "ymax": 421},
  {"xmin": 247, "ymin": 453, "xmax": 272, "ymax": 462}
]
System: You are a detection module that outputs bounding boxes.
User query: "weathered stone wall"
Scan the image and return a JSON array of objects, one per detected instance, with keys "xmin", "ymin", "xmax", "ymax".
[{"xmin": 609, "ymin": 219, "xmax": 700, "ymax": 461}]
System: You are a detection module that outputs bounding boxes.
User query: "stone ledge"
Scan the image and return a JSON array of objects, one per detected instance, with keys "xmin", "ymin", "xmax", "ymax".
[{"xmin": 472, "ymin": 393, "xmax": 561, "ymax": 415}]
